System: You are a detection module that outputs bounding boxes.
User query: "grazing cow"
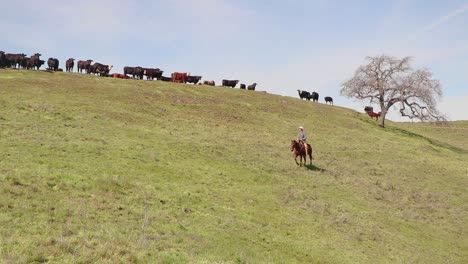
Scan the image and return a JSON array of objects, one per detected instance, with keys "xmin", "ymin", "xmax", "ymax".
[
  {"xmin": 143, "ymin": 68, "xmax": 163, "ymax": 80},
  {"xmin": 324, "ymin": 96, "xmax": 333, "ymax": 105},
  {"xmin": 203, "ymin": 80, "xmax": 215, "ymax": 86},
  {"xmin": 5, "ymin": 53, "xmax": 26, "ymax": 68},
  {"xmin": 172, "ymin": 72, "xmax": 189, "ymax": 83},
  {"xmin": 247, "ymin": 83, "xmax": 257, "ymax": 91},
  {"xmin": 89, "ymin": 63, "xmax": 113, "ymax": 76},
  {"xmin": 297, "ymin": 90, "xmax": 311, "ymax": 100},
  {"xmin": 160, "ymin": 76, "xmax": 172, "ymax": 82},
  {"xmin": 0, "ymin": 51, "xmax": 6, "ymax": 68},
  {"xmin": 187, "ymin": 75, "xmax": 202, "ymax": 84},
  {"xmin": 66, "ymin": 58, "xmax": 75, "ymax": 72},
  {"xmin": 77, "ymin": 60, "xmax": 93, "ymax": 73},
  {"xmin": 222, "ymin": 79, "xmax": 239, "ymax": 88},
  {"xmin": 367, "ymin": 111, "xmax": 381, "ymax": 120},
  {"xmin": 240, "ymin": 84, "xmax": 246, "ymax": 89},
  {"xmin": 124, "ymin": 66, "xmax": 144, "ymax": 79},
  {"xmin": 47, "ymin": 58, "xmax": 60, "ymax": 71},
  {"xmin": 311, "ymin": 92, "xmax": 319, "ymax": 102}
]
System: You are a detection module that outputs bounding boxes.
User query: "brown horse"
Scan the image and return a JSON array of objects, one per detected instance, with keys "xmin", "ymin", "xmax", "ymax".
[{"xmin": 290, "ymin": 140, "xmax": 313, "ymax": 166}]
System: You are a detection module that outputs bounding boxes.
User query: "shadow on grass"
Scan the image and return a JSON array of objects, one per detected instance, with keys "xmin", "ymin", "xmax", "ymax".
[{"xmin": 304, "ymin": 163, "xmax": 326, "ymax": 172}]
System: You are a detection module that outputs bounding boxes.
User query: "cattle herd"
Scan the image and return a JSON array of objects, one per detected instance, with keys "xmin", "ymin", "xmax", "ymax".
[
  {"xmin": 0, "ymin": 51, "xmax": 261, "ymax": 90},
  {"xmin": 1, "ymin": 51, "xmax": 343, "ymax": 107},
  {"xmin": 297, "ymin": 90, "xmax": 333, "ymax": 105}
]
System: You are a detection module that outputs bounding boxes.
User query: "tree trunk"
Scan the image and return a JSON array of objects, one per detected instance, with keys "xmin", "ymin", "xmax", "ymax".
[
  {"xmin": 379, "ymin": 114, "xmax": 385, "ymax": 127},
  {"xmin": 379, "ymin": 102, "xmax": 386, "ymax": 127}
]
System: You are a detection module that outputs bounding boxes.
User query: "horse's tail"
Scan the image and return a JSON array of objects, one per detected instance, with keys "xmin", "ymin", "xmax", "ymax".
[{"xmin": 307, "ymin": 144, "xmax": 313, "ymax": 161}]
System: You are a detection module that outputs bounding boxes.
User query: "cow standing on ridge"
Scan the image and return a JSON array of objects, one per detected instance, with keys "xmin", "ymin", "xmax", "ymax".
[
  {"xmin": 47, "ymin": 58, "xmax": 59, "ymax": 71},
  {"xmin": 172, "ymin": 72, "xmax": 189, "ymax": 83},
  {"xmin": 187, "ymin": 75, "xmax": 202, "ymax": 84},
  {"xmin": 29, "ymin": 53, "xmax": 42, "ymax": 70},
  {"xmin": 222, "ymin": 79, "xmax": 239, "ymax": 88},
  {"xmin": 143, "ymin": 68, "xmax": 163, "ymax": 80},
  {"xmin": 324, "ymin": 96, "xmax": 333, "ymax": 105},
  {"xmin": 89, "ymin": 63, "xmax": 113, "ymax": 76},
  {"xmin": 311, "ymin": 92, "xmax": 319, "ymax": 102},
  {"xmin": 297, "ymin": 90, "xmax": 311, "ymax": 101},
  {"xmin": 66, "ymin": 58, "xmax": 75, "ymax": 72},
  {"xmin": 5, "ymin": 53, "xmax": 26, "ymax": 68},
  {"xmin": 124, "ymin": 66, "xmax": 144, "ymax": 79},
  {"xmin": 77, "ymin": 60, "xmax": 93, "ymax": 73}
]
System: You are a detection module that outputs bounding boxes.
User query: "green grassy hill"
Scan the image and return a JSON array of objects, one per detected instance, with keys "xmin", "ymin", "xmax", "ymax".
[{"xmin": 0, "ymin": 69, "xmax": 467, "ymax": 263}]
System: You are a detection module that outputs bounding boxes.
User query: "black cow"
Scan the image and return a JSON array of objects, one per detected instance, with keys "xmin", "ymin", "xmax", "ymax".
[
  {"xmin": 240, "ymin": 84, "xmax": 246, "ymax": 89},
  {"xmin": 89, "ymin": 63, "xmax": 113, "ymax": 76},
  {"xmin": 297, "ymin": 90, "xmax": 311, "ymax": 101},
  {"xmin": 324, "ymin": 96, "xmax": 333, "ymax": 105},
  {"xmin": 29, "ymin": 53, "xmax": 42, "ymax": 70},
  {"xmin": 248, "ymin": 83, "xmax": 257, "ymax": 91},
  {"xmin": 160, "ymin": 76, "xmax": 172, "ymax": 82},
  {"xmin": 364, "ymin": 106, "xmax": 373, "ymax": 113},
  {"xmin": 5, "ymin": 53, "xmax": 26, "ymax": 68},
  {"xmin": 47, "ymin": 58, "xmax": 59, "ymax": 71},
  {"xmin": 124, "ymin": 66, "xmax": 144, "ymax": 79},
  {"xmin": 77, "ymin": 60, "xmax": 93, "ymax": 73},
  {"xmin": 20, "ymin": 57, "xmax": 32, "ymax": 69},
  {"xmin": 66, "ymin": 58, "xmax": 75, "ymax": 72},
  {"xmin": 222, "ymin": 79, "xmax": 239, "ymax": 88},
  {"xmin": 0, "ymin": 51, "xmax": 6, "ymax": 68},
  {"xmin": 311, "ymin": 92, "xmax": 319, "ymax": 102},
  {"xmin": 143, "ymin": 68, "xmax": 163, "ymax": 80},
  {"xmin": 36, "ymin": 59, "xmax": 45, "ymax": 70},
  {"xmin": 187, "ymin": 75, "xmax": 202, "ymax": 84}
]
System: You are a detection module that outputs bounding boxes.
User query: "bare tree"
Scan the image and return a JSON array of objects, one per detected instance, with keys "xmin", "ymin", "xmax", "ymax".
[{"xmin": 341, "ymin": 55, "xmax": 445, "ymax": 127}]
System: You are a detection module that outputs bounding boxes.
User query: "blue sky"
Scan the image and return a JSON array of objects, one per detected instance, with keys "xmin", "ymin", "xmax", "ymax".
[{"xmin": 2, "ymin": 0, "xmax": 468, "ymax": 120}]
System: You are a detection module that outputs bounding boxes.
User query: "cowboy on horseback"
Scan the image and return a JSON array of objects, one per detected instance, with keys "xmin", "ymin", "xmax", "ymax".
[
  {"xmin": 291, "ymin": 126, "xmax": 313, "ymax": 166},
  {"xmin": 297, "ymin": 126, "xmax": 308, "ymax": 151}
]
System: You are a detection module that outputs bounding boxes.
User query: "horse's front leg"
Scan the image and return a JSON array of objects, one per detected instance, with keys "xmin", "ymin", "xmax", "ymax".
[{"xmin": 294, "ymin": 154, "xmax": 299, "ymax": 166}]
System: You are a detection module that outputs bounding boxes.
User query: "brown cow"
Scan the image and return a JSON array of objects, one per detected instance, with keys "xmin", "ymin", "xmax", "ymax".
[
  {"xmin": 89, "ymin": 63, "xmax": 113, "ymax": 76},
  {"xmin": 111, "ymin": 73, "xmax": 131, "ymax": 79},
  {"xmin": 143, "ymin": 68, "xmax": 163, "ymax": 80},
  {"xmin": 29, "ymin": 53, "xmax": 42, "ymax": 70},
  {"xmin": 203, "ymin": 80, "xmax": 215, "ymax": 86},
  {"xmin": 124, "ymin": 66, "xmax": 144, "ymax": 79},
  {"xmin": 66, "ymin": 58, "xmax": 75, "ymax": 72},
  {"xmin": 367, "ymin": 111, "xmax": 381, "ymax": 120},
  {"xmin": 247, "ymin": 83, "xmax": 257, "ymax": 91},
  {"xmin": 47, "ymin": 58, "xmax": 59, "ymax": 71},
  {"xmin": 77, "ymin": 60, "xmax": 93, "ymax": 73},
  {"xmin": 172, "ymin": 72, "xmax": 188, "ymax": 83}
]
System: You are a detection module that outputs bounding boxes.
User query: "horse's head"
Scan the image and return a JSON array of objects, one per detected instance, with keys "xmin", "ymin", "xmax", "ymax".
[{"xmin": 290, "ymin": 140, "xmax": 298, "ymax": 152}]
